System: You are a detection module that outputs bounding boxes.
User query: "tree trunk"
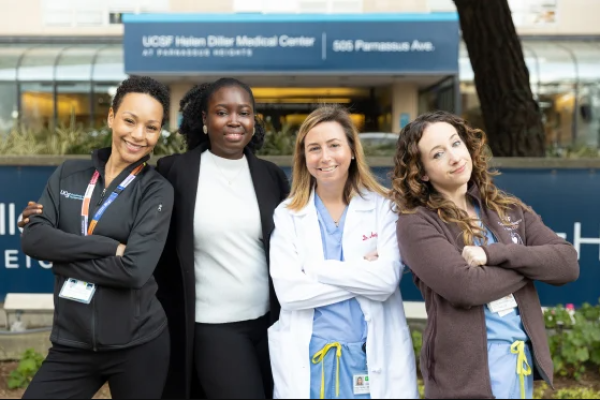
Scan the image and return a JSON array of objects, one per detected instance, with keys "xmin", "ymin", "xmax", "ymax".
[{"xmin": 454, "ymin": 0, "xmax": 546, "ymax": 157}]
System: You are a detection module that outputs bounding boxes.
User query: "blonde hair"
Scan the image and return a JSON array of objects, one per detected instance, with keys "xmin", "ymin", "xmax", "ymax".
[
  {"xmin": 287, "ymin": 105, "xmax": 387, "ymax": 211},
  {"xmin": 391, "ymin": 111, "xmax": 530, "ymax": 245}
]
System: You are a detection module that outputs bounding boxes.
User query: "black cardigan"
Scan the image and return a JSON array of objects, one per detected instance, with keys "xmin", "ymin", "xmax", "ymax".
[{"xmin": 154, "ymin": 143, "xmax": 290, "ymax": 399}]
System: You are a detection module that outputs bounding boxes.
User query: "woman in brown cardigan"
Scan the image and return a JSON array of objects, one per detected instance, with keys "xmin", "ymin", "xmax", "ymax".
[{"xmin": 391, "ymin": 111, "xmax": 579, "ymax": 399}]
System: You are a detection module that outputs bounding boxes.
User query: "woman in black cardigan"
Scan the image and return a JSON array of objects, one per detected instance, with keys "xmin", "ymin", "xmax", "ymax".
[{"xmin": 155, "ymin": 78, "xmax": 290, "ymax": 399}]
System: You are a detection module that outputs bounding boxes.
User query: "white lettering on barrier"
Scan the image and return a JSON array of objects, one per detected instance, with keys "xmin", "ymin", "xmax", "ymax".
[
  {"xmin": 0, "ymin": 203, "xmax": 4, "ymax": 236},
  {"xmin": 3, "ymin": 250, "xmax": 52, "ymax": 269},
  {"xmin": 0, "ymin": 203, "xmax": 24, "ymax": 236},
  {"xmin": 9, "ymin": 203, "xmax": 15, "ymax": 236},
  {"xmin": 573, "ymin": 223, "xmax": 600, "ymax": 261},
  {"xmin": 5, "ymin": 250, "xmax": 18, "ymax": 269}
]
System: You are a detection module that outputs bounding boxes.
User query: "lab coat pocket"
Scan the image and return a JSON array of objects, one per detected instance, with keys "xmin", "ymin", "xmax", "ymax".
[{"xmin": 269, "ymin": 322, "xmax": 292, "ymax": 399}]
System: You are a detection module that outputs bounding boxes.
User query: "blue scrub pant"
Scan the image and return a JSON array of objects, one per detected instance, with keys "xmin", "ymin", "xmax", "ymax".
[
  {"xmin": 309, "ymin": 338, "xmax": 371, "ymax": 400},
  {"xmin": 488, "ymin": 341, "xmax": 534, "ymax": 399}
]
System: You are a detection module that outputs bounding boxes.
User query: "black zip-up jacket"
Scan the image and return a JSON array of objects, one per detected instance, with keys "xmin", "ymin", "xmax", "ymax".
[{"xmin": 22, "ymin": 148, "xmax": 174, "ymax": 351}]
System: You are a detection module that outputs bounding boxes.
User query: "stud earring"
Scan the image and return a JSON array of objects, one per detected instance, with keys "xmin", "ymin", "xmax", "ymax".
[{"xmin": 203, "ymin": 125, "xmax": 208, "ymax": 135}]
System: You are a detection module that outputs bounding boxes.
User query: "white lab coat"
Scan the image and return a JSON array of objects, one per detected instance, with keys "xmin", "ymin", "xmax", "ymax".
[{"xmin": 269, "ymin": 189, "xmax": 419, "ymax": 399}]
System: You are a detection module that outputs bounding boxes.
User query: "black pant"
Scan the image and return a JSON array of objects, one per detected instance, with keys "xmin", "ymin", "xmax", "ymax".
[
  {"xmin": 194, "ymin": 314, "xmax": 273, "ymax": 399},
  {"xmin": 23, "ymin": 329, "xmax": 170, "ymax": 399}
]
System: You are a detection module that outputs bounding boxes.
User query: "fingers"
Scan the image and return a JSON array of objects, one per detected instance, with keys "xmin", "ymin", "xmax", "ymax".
[
  {"xmin": 462, "ymin": 246, "xmax": 487, "ymax": 267},
  {"xmin": 462, "ymin": 246, "xmax": 477, "ymax": 267},
  {"xmin": 116, "ymin": 244, "xmax": 127, "ymax": 257},
  {"xmin": 23, "ymin": 204, "xmax": 43, "ymax": 218},
  {"xmin": 17, "ymin": 202, "xmax": 43, "ymax": 228}
]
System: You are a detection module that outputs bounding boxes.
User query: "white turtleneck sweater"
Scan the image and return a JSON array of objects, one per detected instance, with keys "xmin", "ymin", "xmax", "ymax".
[{"xmin": 193, "ymin": 150, "xmax": 270, "ymax": 324}]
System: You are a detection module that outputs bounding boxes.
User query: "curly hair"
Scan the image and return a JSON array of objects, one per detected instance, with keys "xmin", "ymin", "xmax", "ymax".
[
  {"xmin": 112, "ymin": 76, "xmax": 170, "ymax": 126},
  {"xmin": 178, "ymin": 78, "xmax": 265, "ymax": 152},
  {"xmin": 391, "ymin": 110, "xmax": 530, "ymax": 245}
]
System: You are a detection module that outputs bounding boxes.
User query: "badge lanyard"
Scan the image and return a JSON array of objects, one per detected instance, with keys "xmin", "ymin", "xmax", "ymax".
[{"xmin": 81, "ymin": 163, "xmax": 146, "ymax": 236}]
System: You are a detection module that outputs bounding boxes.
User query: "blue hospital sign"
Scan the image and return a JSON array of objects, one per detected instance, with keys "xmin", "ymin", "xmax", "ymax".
[{"xmin": 123, "ymin": 13, "xmax": 460, "ymax": 74}]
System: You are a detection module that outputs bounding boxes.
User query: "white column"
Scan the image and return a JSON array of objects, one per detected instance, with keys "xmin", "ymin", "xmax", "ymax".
[{"xmin": 391, "ymin": 82, "xmax": 419, "ymax": 133}]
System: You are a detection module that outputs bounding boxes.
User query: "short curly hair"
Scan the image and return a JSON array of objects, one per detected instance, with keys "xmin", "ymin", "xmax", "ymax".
[
  {"xmin": 178, "ymin": 78, "xmax": 265, "ymax": 152},
  {"xmin": 112, "ymin": 76, "xmax": 170, "ymax": 126}
]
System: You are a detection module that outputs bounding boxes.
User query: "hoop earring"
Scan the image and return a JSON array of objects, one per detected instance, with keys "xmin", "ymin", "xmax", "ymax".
[{"xmin": 203, "ymin": 125, "xmax": 208, "ymax": 135}]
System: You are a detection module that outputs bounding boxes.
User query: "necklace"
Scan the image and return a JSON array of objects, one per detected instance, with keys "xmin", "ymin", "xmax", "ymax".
[{"xmin": 211, "ymin": 152, "xmax": 245, "ymax": 185}]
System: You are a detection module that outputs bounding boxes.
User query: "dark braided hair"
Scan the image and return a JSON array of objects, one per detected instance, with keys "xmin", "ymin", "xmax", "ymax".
[
  {"xmin": 112, "ymin": 76, "xmax": 170, "ymax": 126},
  {"xmin": 178, "ymin": 78, "xmax": 265, "ymax": 152}
]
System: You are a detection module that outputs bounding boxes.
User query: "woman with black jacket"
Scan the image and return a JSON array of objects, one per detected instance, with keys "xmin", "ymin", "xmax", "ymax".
[
  {"xmin": 20, "ymin": 77, "xmax": 290, "ymax": 399},
  {"xmin": 20, "ymin": 76, "xmax": 174, "ymax": 399},
  {"xmin": 154, "ymin": 78, "xmax": 290, "ymax": 399}
]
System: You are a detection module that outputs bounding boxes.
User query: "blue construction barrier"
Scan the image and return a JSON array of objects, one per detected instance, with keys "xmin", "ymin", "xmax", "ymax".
[{"xmin": 0, "ymin": 164, "xmax": 598, "ymax": 307}]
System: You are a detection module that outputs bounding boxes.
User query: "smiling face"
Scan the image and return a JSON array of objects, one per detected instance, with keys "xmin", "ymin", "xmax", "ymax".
[
  {"xmin": 203, "ymin": 85, "xmax": 255, "ymax": 160},
  {"xmin": 418, "ymin": 121, "xmax": 473, "ymax": 194},
  {"xmin": 107, "ymin": 92, "xmax": 163, "ymax": 165},
  {"xmin": 304, "ymin": 120, "xmax": 353, "ymax": 188}
]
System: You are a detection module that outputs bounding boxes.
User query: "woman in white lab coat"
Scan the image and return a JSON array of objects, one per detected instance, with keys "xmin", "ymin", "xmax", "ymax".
[{"xmin": 269, "ymin": 105, "xmax": 419, "ymax": 399}]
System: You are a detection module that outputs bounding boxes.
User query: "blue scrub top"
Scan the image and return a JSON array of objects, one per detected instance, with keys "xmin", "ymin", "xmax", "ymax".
[
  {"xmin": 474, "ymin": 204, "xmax": 528, "ymax": 343},
  {"xmin": 311, "ymin": 195, "xmax": 368, "ymax": 343}
]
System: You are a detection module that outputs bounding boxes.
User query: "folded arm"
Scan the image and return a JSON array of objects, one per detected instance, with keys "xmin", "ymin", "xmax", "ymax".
[
  {"xmin": 21, "ymin": 164, "xmax": 120, "ymax": 263},
  {"xmin": 397, "ymin": 213, "xmax": 529, "ymax": 308},
  {"xmin": 52, "ymin": 181, "xmax": 174, "ymax": 289},
  {"xmin": 482, "ymin": 209, "xmax": 580, "ymax": 286},
  {"xmin": 270, "ymin": 205, "xmax": 356, "ymax": 311},
  {"xmin": 312, "ymin": 199, "xmax": 402, "ymax": 302}
]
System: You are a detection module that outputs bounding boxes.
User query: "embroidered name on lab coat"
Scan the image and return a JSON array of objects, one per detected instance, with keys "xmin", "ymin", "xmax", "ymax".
[{"xmin": 363, "ymin": 232, "xmax": 378, "ymax": 241}]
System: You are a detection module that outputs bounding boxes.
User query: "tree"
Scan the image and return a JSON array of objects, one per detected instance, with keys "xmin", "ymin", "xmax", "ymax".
[{"xmin": 454, "ymin": 0, "xmax": 545, "ymax": 157}]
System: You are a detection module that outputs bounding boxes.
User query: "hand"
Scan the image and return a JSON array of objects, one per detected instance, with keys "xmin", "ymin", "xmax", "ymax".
[
  {"xmin": 17, "ymin": 202, "xmax": 43, "ymax": 228},
  {"xmin": 462, "ymin": 246, "xmax": 487, "ymax": 267},
  {"xmin": 364, "ymin": 250, "xmax": 379, "ymax": 262},
  {"xmin": 116, "ymin": 244, "xmax": 127, "ymax": 257}
]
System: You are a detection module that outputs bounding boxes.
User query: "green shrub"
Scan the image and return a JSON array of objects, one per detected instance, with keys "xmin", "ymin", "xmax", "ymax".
[
  {"xmin": 0, "ymin": 124, "xmax": 186, "ymax": 156},
  {"xmin": 544, "ymin": 300, "xmax": 600, "ymax": 380},
  {"xmin": 7, "ymin": 349, "xmax": 45, "ymax": 390},
  {"xmin": 553, "ymin": 387, "xmax": 600, "ymax": 399},
  {"xmin": 411, "ymin": 329, "xmax": 423, "ymax": 370},
  {"xmin": 257, "ymin": 125, "xmax": 297, "ymax": 156}
]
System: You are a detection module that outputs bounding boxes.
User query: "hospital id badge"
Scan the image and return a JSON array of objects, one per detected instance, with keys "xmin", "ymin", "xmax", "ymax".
[
  {"xmin": 353, "ymin": 374, "xmax": 370, "ymax": 395},
  {"xmin": 59, "ymin": 278, "xmax": 96, "ymax": 304},
  {"xmin": 487, "ymin": 294, "xmax": 517, "ymax": 315}
]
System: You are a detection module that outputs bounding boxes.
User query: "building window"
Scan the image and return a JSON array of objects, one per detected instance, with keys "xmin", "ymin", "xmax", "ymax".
[
  {"xmin": 42, "ymin": 0, "xmax": 169, "ymax": 27},
  {"xmin": 0, "ymin": 84, "xmax": 17, "ymax": 133},
  {"xmin": 508, "ymin": 0, "xmax": 558, "ymax": 27},
  {"xmin": 234, "ymin": 0, "xmax": 363, "ymax": 13}
]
